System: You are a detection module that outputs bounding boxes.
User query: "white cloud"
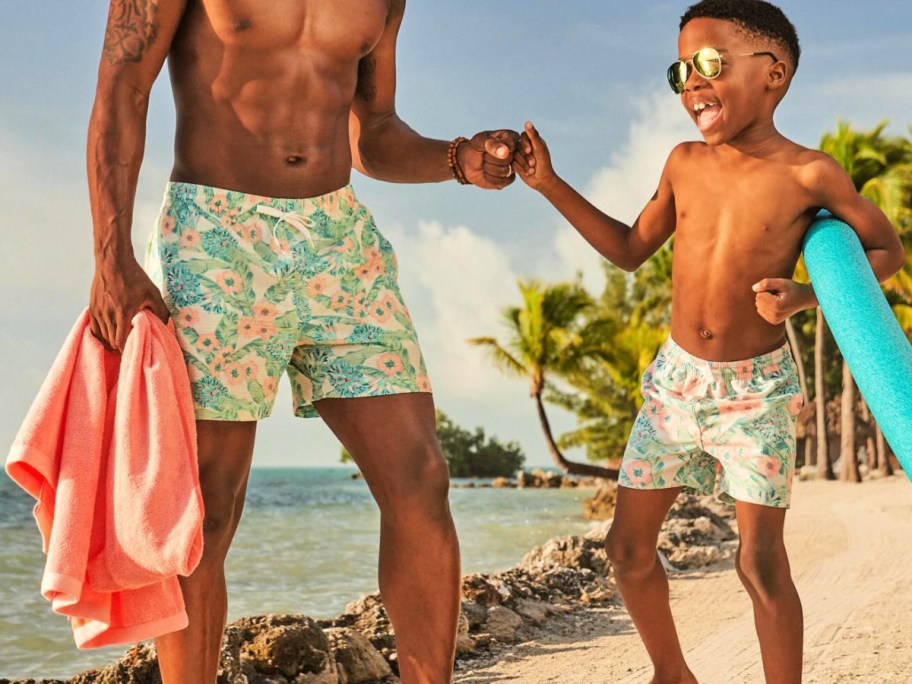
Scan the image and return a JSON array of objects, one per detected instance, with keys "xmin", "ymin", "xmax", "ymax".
[
  {"xmin": 387, "ymin": 220, "xmax": 527, "ymax": 405},
  {"xmin": 539, "ymin": 89, "xmax": 696, "ymax": 294}
]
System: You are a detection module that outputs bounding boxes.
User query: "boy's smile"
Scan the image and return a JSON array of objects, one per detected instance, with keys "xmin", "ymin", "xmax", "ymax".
[{"xmin": 693, "ymin": 98, "xmax": 722, "ymax": 133}]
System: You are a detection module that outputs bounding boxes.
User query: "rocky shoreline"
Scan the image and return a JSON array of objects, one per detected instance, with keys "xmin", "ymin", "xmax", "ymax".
[
  {"xmin": 449, "ymin": 468, "xmax": 602, "ymax": 491},
  {"xmin": 2, "ymin": 488, "xmax": 737, "ymax": 684}
]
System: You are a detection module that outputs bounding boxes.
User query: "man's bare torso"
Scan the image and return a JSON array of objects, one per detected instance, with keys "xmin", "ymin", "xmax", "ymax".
[
  {"xmin": 168, "ymin": 0, "xmax": 392, "ymax": 198},
  {"xmin": 670, "ymin": 141, "xmax": 819, "ymax": 361}
]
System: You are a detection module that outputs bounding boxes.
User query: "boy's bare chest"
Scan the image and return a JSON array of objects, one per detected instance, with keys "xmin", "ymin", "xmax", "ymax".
[
  {"xmin": 673, "ymin": 163, "xmax": 813, "ymax": 246},
  {"xmin": 193, "ymin": 0, "xmax": 390, "ymax": 57}
]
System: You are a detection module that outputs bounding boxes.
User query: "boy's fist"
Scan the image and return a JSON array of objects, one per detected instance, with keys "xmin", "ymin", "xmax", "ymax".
[
  {"xmin": 752, "ymin": 278, "xmax": 817, "ymax": 324},
  {"xmin": 514, "ymin": 121, "xmax": 557, "ymax": 192}
]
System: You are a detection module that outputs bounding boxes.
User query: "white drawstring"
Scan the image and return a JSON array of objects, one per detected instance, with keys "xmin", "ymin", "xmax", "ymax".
[{"xmin": 256, "ymin": 204, "xmax": 318, "ymax": 250}]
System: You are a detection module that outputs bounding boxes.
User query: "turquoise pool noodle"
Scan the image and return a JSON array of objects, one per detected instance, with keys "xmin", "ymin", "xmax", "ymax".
[{"xmin": 802, "ymin": 213, "xmax": 912, "ymax": 480}]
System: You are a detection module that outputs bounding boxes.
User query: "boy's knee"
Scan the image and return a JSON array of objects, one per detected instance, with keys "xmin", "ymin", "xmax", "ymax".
[
  {"xmin": 736, "ymin": 545, "xmax": 790, "ymax": 598},
  {"xmin": 605, "ymin": 530, "xmax": 657, "ymax": 578}
]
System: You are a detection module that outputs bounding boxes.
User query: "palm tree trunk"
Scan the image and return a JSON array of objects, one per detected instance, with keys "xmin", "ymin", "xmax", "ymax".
[
  {"xmin": 786, "ymin": 318, "xmax": 815, "ymax": 468},
  {"xmin": 859, "ymin": 400, "xmax": 877, "ymax": 471},
  {"xmin": 815, "ymin": 309, "xmax": 834, "ymax": 480},
  {"xmin": 840, "ymin": 360, "xmax": 860, "ymax": 483},
  {"xmin": 877, "ymin": 425, "xmax": 893, "ymax": 477},
  {"xmin": 534, "ymin": 391, "xmax": 619, "ymax": 479},
  {"xmin": 786, "ymin": 318, "xmax": 809, "ymax": 397}
]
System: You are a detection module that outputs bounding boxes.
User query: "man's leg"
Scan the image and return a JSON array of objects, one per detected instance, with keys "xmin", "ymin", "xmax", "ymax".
[
  {"xmin": 734, "ymin": 501, "xmax": 803, "ymax": 684},
  {"xmin": 156, "ymin": 420, "xmax": 258, "ymax": 684},
  {"xmin": 316, "ymin": 392, "xmax": 460, "ymax": 684},
  {"xmin": 605, "ymin": 486, "xmax": 697, "ymax": 684}
]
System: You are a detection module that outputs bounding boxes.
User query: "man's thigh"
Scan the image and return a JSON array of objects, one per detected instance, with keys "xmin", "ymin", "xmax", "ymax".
[
  {"xmin": 195, "ymin": 420, "xmax": 258, "ymax": 514},
  {"xmin": 314, "ymin": 393, "xmax": 443, "ymax": 494}
]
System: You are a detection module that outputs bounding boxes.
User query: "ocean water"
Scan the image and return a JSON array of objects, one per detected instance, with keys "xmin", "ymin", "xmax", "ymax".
[{"xmin": 0, "ymin": 468, "xmax": 593, "ymax": 679}]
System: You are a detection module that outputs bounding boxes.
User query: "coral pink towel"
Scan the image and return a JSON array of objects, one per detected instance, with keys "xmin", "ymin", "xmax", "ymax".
[{"xmin": 6, "ymin": 309, "xmax": 204, "ymax": 648}]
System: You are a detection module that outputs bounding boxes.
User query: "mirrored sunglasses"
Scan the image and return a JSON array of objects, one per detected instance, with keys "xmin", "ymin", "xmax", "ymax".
[{"xmin": 667, "ymin": 47, "xmax": 778, "ymax": 94}]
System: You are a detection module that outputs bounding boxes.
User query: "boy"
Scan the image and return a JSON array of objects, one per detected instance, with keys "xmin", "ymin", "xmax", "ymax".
[{"xmin": 513, "ymin": 1, "xmax": 904, "ymax": 682}]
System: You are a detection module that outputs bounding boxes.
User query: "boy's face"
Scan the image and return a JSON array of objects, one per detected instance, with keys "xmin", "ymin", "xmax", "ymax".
[{"xmin": 676, "ymin": 18, "xmax": 780, "ymax": 146}]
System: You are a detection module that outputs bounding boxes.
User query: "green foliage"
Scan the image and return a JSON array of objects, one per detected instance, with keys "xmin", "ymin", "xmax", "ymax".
[
  {"xmin": 549, "ymin": 256, "xmax": 671, "ymax": 462},
  {"xmin": 469, "ymin": 279, "xmax": 596, "ymax": 394},
  {"xmin": 435, "ymin": 411, "xmax": 525, "ymax": 478},
  {"xmin": 338, "ymin": 411, "xmax": 525, "ymax": 478}
]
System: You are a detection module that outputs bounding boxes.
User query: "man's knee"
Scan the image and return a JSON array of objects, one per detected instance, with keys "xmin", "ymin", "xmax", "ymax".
[
  {"xmin": 196, "ymin": 473, "xmax": 249, "ymax": 553},
  {"xmin": 194, "ymin": 421, "xmax": 256, "ymax": 552},
  {"xmin": 376, "ymin": 442, "xmax": 450, "ymax": 516}
]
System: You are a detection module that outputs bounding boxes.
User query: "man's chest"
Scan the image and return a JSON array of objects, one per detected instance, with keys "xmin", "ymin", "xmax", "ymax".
[{"xmin": 195, "ymin": 0, "xmax": 390, "ymax": 57}]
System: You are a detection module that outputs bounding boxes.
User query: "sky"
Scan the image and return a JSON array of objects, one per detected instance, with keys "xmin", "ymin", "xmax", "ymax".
[{"xmin": 2, "ymin": 1, "xmax": 911, "ymax": 469}]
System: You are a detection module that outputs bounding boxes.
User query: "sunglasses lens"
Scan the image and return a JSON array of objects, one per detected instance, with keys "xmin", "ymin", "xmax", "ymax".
[
  {"xmin": 693, "ymin": 48, "xmax": 722, "ymax": 79},
  {"xmin": 667, "ymin": 62, "xmax": 688, "ymax": 94}
]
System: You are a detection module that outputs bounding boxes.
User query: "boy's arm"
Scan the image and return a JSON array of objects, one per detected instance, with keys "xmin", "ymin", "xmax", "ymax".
[
  {"xmin": 753, "ymin": 156, "xmax": 905, "ymax": 325},
  {"xmin": 348, "ymin": 0, "xmax": 517, "ymax": 189},
  {"xmin": 809, "ymin": 156, "xmax": 906, "ymax": 280},
  {"xmin": 515, "ymin": 122, "xmax": 676, "ymax": 272},
  {"xmin": 89, "ymin": 0, "xmax": 188, "ymax": 351}
]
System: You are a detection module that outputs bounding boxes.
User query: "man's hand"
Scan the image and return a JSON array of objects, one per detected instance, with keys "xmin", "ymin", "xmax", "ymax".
[
  {"xmin": 513, "ymin": 121, "xmax": 557, "ymax": 193},
  {"xmin": 457, "ymin": 129, "xmax": 520, "ymax": 189},
  {"xmin": 752, "ymin": 278, "xmax": 818, "ymax": 325},
  {"xmin": 89, "ymin": 257, "xmax": 171, "ymax": 352}
]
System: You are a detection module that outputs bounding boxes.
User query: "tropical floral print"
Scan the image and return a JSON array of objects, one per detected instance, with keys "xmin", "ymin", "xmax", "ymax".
[
  {"xmin": 145, "ymin": 182, "xmax": 430, "ymax": 421},
  {"xmin": 620, "ymin": 338, "xmax": 804, "ymax": 508}
]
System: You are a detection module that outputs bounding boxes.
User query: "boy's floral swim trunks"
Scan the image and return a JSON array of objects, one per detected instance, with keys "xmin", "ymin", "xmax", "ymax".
[
  {"xmin": 145, "ymin": 181, "xmax": 430, "ymax": 421},
  {"xmin": 621, "ymin": 337, "xmax": 804, "ymax": 508}
]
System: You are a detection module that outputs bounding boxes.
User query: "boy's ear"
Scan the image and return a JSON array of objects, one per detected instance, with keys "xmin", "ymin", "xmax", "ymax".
[{"xmin": 767, "ymin": 60, "xmax": 789, "ymax": 91}]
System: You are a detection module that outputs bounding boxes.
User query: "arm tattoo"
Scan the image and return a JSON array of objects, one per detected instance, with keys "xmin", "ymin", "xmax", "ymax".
[
  {"xmin": 103, "ymin": 0, "xmax": 159, "ymax": 65},
  {"xmin": 356, "ymin": 57, "xmax": 378, "ymax": 102}
]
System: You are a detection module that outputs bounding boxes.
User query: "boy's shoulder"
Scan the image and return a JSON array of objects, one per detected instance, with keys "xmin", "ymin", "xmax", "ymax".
[{"xmin": 666, "ymin": 138, "xmax": 841, "ymax": 181}]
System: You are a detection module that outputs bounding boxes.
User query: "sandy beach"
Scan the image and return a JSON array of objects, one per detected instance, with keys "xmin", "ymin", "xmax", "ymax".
[{"xmin": 454, "ymin": 476, "xmax": 912, "ymax": 684}]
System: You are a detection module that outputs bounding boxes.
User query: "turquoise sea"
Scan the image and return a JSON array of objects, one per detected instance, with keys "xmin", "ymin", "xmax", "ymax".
[{"xmin": 0, "ymin": 467, "xmax": 593, "ymax": 679}]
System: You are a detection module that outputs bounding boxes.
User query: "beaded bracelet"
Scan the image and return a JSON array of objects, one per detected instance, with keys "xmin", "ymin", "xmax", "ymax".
[{"xmin": 447, "ymin": 136, "xmax": 471, "ymax": 185}]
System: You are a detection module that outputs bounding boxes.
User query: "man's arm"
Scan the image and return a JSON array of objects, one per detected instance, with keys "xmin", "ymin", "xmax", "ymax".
[
  {"xmin": 348, "ymin": 0, "xmax": 516, "ymax": 189},
  {"xmin": 88, "ymin": 0, "xmax": 187, "ymax": 351},
  {"xmin": 515, "ymin": 122, "xmax": 678, "ymax": 271}
]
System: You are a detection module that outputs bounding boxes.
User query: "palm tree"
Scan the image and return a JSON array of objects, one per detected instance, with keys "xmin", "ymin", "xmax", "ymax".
[
  {"xmin": 819, "ymin": 121, "xmax": 912, "ymax": 479},
  {"xmin": 814, "ymin": 309, "xmax": 834, "ymax": 480},
  {"xmin": 786, "ymin": 258, "xmax": 816, "ymax": 469},
  {"xmin": 549, "ymin": 259, "xmax": 670, "ymax": 463},
  {"xmin": 469, "ymin": 280, "xmax": 619, "ymax": 479}
]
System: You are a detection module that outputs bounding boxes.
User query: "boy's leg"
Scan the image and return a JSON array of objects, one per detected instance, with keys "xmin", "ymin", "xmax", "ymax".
[
  {"xmin": 156, "ymin": 420, "xmax": 258, "ymax": 684},
  {"xmin": 605, "ymin": 485, "xmax": 697, "ymax": 684},
  {"xmin": 316, "ymin": 392, "xmax": 460, "ymax": 684},
  {"xmin": 734, "ymin": 501, "xmax": 803, "ymax": 684}
]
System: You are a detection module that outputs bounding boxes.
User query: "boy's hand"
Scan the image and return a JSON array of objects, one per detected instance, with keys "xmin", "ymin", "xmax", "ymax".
[
  {"xmin": 752, "ymin": 278, "xmax": 818, "ymax": 324},
  {"xmin": 513, "ymin": 121, "xmax": 558, "ymax": 192}
]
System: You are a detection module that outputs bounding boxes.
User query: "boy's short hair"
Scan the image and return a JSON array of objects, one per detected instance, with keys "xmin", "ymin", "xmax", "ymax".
[{"xmin": 680, "ymin": 0, "xmax": 800, "ymax": 73}]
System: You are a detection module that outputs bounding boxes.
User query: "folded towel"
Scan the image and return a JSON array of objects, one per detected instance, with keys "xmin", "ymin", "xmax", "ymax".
[{"xmin": 6, "ymin": 309, "xmax": 204, "ymax": 648}]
